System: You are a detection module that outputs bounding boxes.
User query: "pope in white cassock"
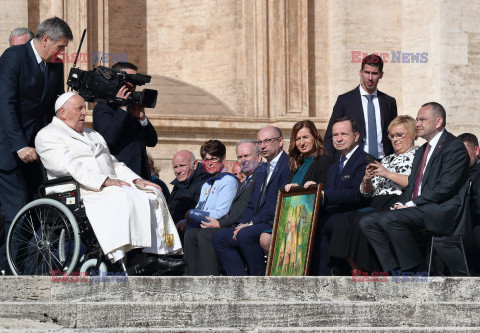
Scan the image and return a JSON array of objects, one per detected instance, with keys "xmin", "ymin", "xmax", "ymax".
[{"xmin": 35, "ymin": 92, "xmax": 182, "ymax": 265}]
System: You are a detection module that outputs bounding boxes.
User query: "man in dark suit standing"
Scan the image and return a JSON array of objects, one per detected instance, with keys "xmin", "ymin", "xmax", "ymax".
[
  {"xmin": 0, "ymin": 17, "xmax": 72, "ymax": 273},
  {"xmin": 311, "ymin": 117, "xmax": 368, "ymax": 275},
  {"xmin": 324, "ymin": 54, "xmax": 397, "ymax": 160},
  {"xmin": 213, "ymin": 126, "xmax": 290, "ymax": 276},
  {"xmin": 93, "ymin": 62, "xmax": 158, "ymax": 181},
  {"xmin": 184, "ymin": 139, "xmax": 262, "ymax": 275},
  {"xmin": 360, "ymin": 102, "xmax": 470, "ymax": 273}
]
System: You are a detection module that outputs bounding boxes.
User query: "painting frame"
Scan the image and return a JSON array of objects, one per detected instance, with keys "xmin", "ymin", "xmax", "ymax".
[{"xmin": 265, "ymin": 184, "xmax": 323, "ymax": 276}]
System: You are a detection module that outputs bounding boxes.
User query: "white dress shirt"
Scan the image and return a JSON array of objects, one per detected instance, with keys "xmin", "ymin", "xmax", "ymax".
[
  {"xmin": 359, "ymin": 85, "xmax": 384, "ymax": 159},
  {"xmin": 404, "ymin": 129, "xmax": 445, "ymax": 207}
]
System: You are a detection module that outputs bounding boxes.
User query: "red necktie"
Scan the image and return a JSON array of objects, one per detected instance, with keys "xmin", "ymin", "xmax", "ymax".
[{"xmin": 412, "ymin": 143, "xmax": 431, "ymax": 199}]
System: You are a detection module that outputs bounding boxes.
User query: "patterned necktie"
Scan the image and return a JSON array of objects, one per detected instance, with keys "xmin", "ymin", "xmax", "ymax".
[
  {"xmin": 412, "ymin": 143, "xmax": 431, "ymax": 199},
  {"xmin": 335, "ymin": 156, "xmax": 346, "ymax": 182},
  {"xmin": 365, "ymin": 95, "xmax": 378, "ymax": 159},
  {"xmin": 256, "ymin": 162, "xmax": 269, "ymax": 213},
  {"xmin": 39, "ymin": 60, "xmax": 46, "ymax": 77}
]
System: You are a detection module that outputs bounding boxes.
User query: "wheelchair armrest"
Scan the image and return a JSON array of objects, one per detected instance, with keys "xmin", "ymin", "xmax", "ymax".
[
  {"xmin": 42, "ymin": 176, "xmax": 77, "ymax": 187},
  {"xmin": 38, "ymin": 176, "xmax": 82, "ymax": 210}
]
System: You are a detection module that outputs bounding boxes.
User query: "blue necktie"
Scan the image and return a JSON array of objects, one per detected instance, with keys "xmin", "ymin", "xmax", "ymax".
[
  {"xmin": 365, "ymin": 95, "xmax": 378, "ymax": 159},
  {"xmin": 335, "ymin": 156, "xmax": 346, "ymax": 182}
]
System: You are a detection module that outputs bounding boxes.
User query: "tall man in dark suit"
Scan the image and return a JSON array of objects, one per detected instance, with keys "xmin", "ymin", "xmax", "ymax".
[
  {"xmin": 324, "ymin": 54, "xmax": 397, "ymax": 160},
  {"xmin": 213, "ymin": 126, "xmax": 290, "ymax": 276},
  {"xmin": 0, "ymin": 17, "xmax": 72, "ymax": 273},
  {"xmin": 93, "ymin": 62, "xmax": 158, "ymax": 181},
  {"xmin": 360, "ymin": 102, "xmax": 470, "ymax": 273},
  {"xmin": 311, "ymin": 117, "xmax": 368, "ymax": 275},
  {"xmin": 184, "ymin": 139, "xmax": 262, "ymax": 275}
]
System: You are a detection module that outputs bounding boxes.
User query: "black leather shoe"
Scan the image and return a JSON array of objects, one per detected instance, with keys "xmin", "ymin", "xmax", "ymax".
[
  {"xmin": 156, "ymin": 256, "xmax": 186, "ymax": 271},
  {"xmin": 127, "ymin": 257, "xmax": 162, "ymax": 276}
]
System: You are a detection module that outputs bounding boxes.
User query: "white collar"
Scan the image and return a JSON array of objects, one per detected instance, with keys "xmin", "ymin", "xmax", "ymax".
[
  {"xmin": 30, "ymin": 39, "xmax": 43, "ymax": 64},
  {"xmin": 359, "ymin": 84, "xmax": 378, "ymax": 97},
  {"xmin": 267, "ymin": 150, "xmax": 284, "ymax": 170},
  {"xmin": 427, "ymin": 128, "xmax": 445, "ymax": 148},
  {"xmin": 343, "ymin": 145, "xmax": 359, "ymax": 162}
]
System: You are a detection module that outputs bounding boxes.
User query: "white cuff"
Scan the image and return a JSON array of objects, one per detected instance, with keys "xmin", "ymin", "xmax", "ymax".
[{"xmin": 139, "ymin": 116, "xmax": 148, "ymax": 126}]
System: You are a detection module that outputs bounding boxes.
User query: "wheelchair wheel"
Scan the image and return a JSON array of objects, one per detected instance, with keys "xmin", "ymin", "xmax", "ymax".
[{"xmin": 7, "ymin": 198, "xmax": 81, "ymax": 276}]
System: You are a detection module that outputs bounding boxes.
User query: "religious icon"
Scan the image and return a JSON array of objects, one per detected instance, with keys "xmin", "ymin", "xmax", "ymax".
[{"xmin": 266, "ymin": 185, "xmax": 322, "ymax": 276}]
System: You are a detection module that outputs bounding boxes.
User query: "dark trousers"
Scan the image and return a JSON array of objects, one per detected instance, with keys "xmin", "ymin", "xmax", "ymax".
[
  {"xmin": 212, "ymin": 223, "xmax": 270, "ymax": 276},
  {"xmin": 0, "ymin": 161, "xmax": 41, "ymax": 272},
  {"xmin": 310, "ymin": 213, "xmax": 341, "ymax": 276},
  {"xmin": 184, "ymin": 228, "xmax": 221, "ymax": 276},
  {"xmin": 359, "ymin": 208, "xmax": 426, "ymax": 272}
]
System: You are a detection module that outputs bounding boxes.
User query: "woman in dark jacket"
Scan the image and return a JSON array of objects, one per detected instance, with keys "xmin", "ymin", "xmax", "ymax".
[
  {"xmin": 260, "ymin": 120, "xmax": 334, "ymax": 252},
  {"xmin": 285, "ymin": 120, "xmax": 335, "ymax": 190}
]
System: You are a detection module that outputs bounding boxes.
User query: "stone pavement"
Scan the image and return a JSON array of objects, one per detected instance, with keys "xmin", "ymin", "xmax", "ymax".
[{"xmin": 1, "ymin": 276, "xmax": 480, "ymax": 332}]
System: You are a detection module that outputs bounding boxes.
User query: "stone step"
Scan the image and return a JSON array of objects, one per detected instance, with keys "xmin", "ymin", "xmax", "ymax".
[
  {"xmin": 1, "ymin": 301, "xmax": 480, "ymax": 329},
  {"xmin": 2, "ymin": 276, "xmax": 476, "ymax": 303},
  {"xmin": 1, "ymin": 328, "xmax": 480, "ymax": 333}
]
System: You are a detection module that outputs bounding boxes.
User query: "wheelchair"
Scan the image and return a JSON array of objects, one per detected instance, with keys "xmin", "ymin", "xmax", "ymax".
[{"xmin": 6, "ymin": 175, "xmax": 125, "ymax": 276}]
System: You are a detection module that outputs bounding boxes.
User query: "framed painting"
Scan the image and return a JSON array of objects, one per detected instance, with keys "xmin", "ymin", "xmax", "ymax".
[{"xmin": 266, "ymin": 184, "xmax": 323, "ymax": 276}]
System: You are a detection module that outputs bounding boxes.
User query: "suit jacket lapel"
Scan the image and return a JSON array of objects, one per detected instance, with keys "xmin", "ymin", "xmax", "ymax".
[
  {"xmin": 336, "ymin": 147, "xmax": 359, "ymax": 185},
  {"xmin": 41, "ymin": 63, "xmax": 53, "ymax": 101},
  {"xmin": 264, "ymin": 151, "xmax": 285, "ymax": 189},
  {"xmin": 26, "ymin": 43, "xmax": 45, "ymax": 97},
  {"xmin": 354, "ymin": 89, "xmax": 366, "ymax": 137},
  {"xmin": 377, "ymin": 92, "xmax": 388, "ymax": 132},
  {"xmin": 421, "ymin": 131, "xmax": 447, "ymax": 186}
]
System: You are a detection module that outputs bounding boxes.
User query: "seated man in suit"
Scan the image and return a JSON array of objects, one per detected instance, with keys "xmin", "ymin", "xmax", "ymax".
[
  {"xmin": 310, "ymin": 117, "xmax": 369, "ymax": 275},
  {"xmin": 35, "ymin": 92, "xmax": 184, "ymax": 275},
  {"xmin": 213, "ymin": 126, "xmax": 290, "ymax": 276},
  {"xmin": 360, "ymin": 102, "xmax": 470, "ymax": 273},
  {"xmin": 184, "ymin": 139, "xmax": 262, "ymax": 275},
  {"xmin": 324, "ymin": 54, "xmax": 397, "ymax": 160},
  {"xmin": 458, "ymin": 133, "xmax": 480, "ymax": 214}
]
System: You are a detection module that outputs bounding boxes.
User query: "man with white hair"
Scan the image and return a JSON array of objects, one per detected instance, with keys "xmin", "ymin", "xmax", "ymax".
[
  {"xmin": 168, "ymin": 150, "xmax": 209, "ymax": 227},
  {"xmin": 9, "ymin": 27, "xmax": 35, "ymax": 47},
  {"xmin": 35, "ymin": 92, "xmax": 184, "ymax": 275}
]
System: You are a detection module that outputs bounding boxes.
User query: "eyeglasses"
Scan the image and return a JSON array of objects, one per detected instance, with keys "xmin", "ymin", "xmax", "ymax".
[
  {"xmin": 388, "ymin": 133, "xmax": 407, "ymax": 140},
  {"xmin": 255, "ymin": 137, "xmax": 281, "ymax": 146},
  {"xmin": 202, "ymin": 156, "xmax": 221, "ymax": 163}
]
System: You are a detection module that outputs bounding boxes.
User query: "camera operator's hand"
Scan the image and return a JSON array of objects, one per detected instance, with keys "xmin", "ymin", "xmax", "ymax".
[
  {"xmin": 129, "ymin": 103, "xmax": 146, "ymax": 121},
  {"xmin": 116, "ymin": 85, "xmax": 131, "ymax": 101}
]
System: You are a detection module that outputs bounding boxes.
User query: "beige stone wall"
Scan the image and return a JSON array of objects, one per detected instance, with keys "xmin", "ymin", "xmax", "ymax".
[
  {"xmin": 0, "ymin": 0, "xmax": 479, "ymax": 188},
  {"xmin": 0, "ymin": 0, "xmax": 28, "ymax": 52}
]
